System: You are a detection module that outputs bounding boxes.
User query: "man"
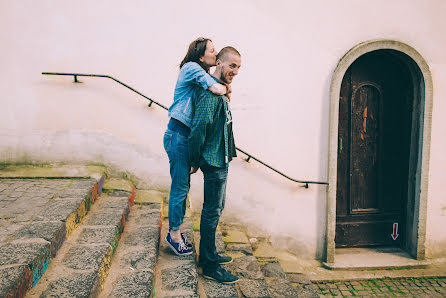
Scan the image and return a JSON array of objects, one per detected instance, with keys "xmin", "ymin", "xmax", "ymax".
[{"xmin": 189, "ymin": 46, "xmax": 241, "ymax": 284}]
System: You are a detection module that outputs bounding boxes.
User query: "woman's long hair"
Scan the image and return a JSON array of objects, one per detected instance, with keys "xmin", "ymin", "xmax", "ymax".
[{"xmin": 179, "ymin": 37, "xmax": 212, "ymax": 72}]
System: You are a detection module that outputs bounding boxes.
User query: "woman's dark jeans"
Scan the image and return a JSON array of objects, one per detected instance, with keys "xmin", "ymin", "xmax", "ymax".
[{"xmin": 199, "ymin": 164, "xmax": 228, "ymax": 271}]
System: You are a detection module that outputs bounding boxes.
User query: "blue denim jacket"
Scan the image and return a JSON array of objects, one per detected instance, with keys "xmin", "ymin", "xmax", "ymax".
[{"xmin": 168, "ymin": 62, "xmax": 217, "ymax": 128}]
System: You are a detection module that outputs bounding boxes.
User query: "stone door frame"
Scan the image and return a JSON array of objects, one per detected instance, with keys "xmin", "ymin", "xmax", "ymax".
[{"xmin": 325, "ymin": 40, "xmax": 433, "ymax": 264}]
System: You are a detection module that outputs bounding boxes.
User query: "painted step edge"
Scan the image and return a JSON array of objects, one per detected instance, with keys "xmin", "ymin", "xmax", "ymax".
[
  {"xmin": 37, "ymin": 189, "xmax": 134, "ymax": 297},
  {"xmin": 71, "ymin": 191, "xmax": 134, "ymax": 294},
  {"xmin": 0, "ymin": 179, "xmax": 101, "ymax": 298},
  {"xmin": 101, "ymin": 200, "xmax": 162, "ymax": 297}
]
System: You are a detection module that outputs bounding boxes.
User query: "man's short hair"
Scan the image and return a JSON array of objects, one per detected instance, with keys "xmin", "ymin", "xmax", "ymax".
[{"xmin": 217, "ymin": 46, "xmax": 241, "ymax": 61}]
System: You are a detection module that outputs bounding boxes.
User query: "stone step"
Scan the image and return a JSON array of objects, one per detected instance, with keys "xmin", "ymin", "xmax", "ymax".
[
  {"xmin": 154, "ymin": 216, "xmax": 199, "ymax": 297},
  {"xmin": 0, "ymin": 164, "xmax": 105, "ymax": 181},
  {"xmin": 195, "ymin": 229, "xmax": 239, "ymax": 298},
  {"xmin": 219, "ymin": 224, "xmax": 320, "ymax": 298},
  {"xmin": 25, "ymin": 184, "xmax": 132, "ymax": 297},
  {"xmin": 156, "ymin": 205, "xmax": 318, "ymax": 297},
  {"xmin": 99, "ymin": 189, "xmax": 163, "ymax": 297},
  {"xmin": 0, "ymin": 176, "xmax": 102, "ymax": 297},
  {"xmin": 216, "ymin": 225, "xmax": 271, "ymax": 298},
  {"xmin": 189, "ymin": 212, "xmax": 239, "ymax": 297},
  {"xmin": 207, "ymin": 223, "xmax": 319, "ymax": 297}
]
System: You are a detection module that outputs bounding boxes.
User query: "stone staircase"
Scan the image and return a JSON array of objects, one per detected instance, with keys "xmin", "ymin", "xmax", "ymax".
[
  {"xmin": 194, "ymin": 219, "xmax": 319, "ymax": 298},
  {"xmin": 99, "ymin": 189, "xmax": 162, "ymax": 297},
  {"xmin": 27, "ymin": 179, "xmax": 136, "ymax": 297},
  {"xmin": 0, "ymin": 164, "xmax": 319, "ymax": 297},
  {"xmin": 0, "ymin": 174, "xmax": 103, "ymax": 297}
]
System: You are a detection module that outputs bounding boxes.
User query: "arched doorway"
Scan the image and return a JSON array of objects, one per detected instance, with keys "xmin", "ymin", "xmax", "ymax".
[
  {"xmin": 325, "ymin": 40, "xmax": 433, "ymax": 265},
  {"xmin": 336, "ymin": 50, "xmax": 412, "ymax": 248}
]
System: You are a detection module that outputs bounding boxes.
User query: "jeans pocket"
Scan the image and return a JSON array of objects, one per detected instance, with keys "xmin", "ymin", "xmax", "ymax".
[
  {"xmin": 177, "ymin": 133, "xmax": 189, "ymax": 147},
  {"xmin": 164, "ymin": 132, "xmax": 173, "ymax": 152}
]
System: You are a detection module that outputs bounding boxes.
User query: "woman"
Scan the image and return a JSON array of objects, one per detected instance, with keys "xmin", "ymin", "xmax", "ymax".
[{"xmin": 164, "ymin": 37, "xmax": 230, "ymax": 256}]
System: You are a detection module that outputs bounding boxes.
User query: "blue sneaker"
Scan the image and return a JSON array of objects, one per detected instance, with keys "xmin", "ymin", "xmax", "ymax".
[
  {"xmin": 165, "ymin": 231, "xmax": 192, "ymax": 256},
  {"xmin": 181, "ymin": 232, "xmax": 193, "ymax": 249}
]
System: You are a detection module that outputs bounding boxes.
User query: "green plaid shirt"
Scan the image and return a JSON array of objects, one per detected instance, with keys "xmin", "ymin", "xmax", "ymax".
[{"xmin": 189, "ymin": 88, "xmax": 235, "ymax": 168}]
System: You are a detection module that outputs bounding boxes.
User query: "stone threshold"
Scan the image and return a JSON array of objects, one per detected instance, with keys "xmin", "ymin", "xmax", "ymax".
[{"xmin": 323, "ymin": 247, "xmax": 430, "ymax": 270}]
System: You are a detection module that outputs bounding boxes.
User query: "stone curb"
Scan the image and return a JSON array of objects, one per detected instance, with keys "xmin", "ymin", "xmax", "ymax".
[{"xmin": 0, "ymin": 177, "xmax": 102, "ymax": 298}]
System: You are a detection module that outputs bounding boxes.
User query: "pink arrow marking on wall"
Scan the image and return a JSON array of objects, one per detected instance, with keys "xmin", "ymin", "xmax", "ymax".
[{"xmin": 391, "ymin": 223, "xmax": 399, "ymax": 240}]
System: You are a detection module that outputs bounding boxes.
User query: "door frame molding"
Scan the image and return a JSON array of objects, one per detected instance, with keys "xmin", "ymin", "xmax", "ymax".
[{"xmin": 325, "ymin": 40, "xmax": 433, "ymax": 263}]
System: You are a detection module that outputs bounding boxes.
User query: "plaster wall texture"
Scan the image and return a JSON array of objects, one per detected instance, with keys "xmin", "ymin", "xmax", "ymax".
[{"xmin": 0, "ymin": 0, "xmax": 445, "ymax": 259}]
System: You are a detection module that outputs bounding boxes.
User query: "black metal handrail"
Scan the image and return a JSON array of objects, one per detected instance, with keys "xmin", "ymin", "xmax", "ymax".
[
  {"xmin": 42, "ymin": 72, "xmax": 168, "ymax": 110},
  {"xmin": 42, "ymin": 72, "xmax": 329, "ymax": 188}
]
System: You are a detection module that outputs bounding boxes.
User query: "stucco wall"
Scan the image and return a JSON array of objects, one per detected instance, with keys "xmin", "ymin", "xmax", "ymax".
[{"xmin": 1, "ymin": 0, "xmax": 445, "ymax": 259}]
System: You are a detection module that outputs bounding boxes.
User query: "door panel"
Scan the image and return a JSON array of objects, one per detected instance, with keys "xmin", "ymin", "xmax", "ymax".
[
  {"xmin": 336, "ymin": 51, "xmax": 412, "ymax": 247},
  {"xmin": 350, "ymin": 84, "xmax": 381, "ymax": 213}
]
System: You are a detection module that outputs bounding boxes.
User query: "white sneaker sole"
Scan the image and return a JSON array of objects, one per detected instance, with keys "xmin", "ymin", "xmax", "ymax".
[{"xmin": 219, "ymin": 258, "xmax": 233, "ymax": 264}]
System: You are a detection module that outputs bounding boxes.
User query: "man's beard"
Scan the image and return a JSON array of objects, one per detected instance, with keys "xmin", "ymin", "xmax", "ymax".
[{"xmin": 220, "ymin": 73, "xmax": 231, "ymax": 84}]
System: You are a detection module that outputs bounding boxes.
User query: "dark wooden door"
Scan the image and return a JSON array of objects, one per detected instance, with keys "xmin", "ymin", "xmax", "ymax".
[{"xmin": 336, "ymin": 50, "xmax": 412, "ymax": 247}]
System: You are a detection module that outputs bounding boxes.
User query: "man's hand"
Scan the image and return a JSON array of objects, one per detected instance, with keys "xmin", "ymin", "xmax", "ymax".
[
  {"xmin": 224, "ymin": 83, "xmax": 232, "ymax": 102},
  {"xmin": 190, "ymin": 167, "xmax": 199, "ymax": 174},
  {"xmin": 226, "ymin": 93, "xmax": 231, "ymax": 102},
  {"xmin": 224, "ymin": 83, "xmax": 232, "ymax": 94}
]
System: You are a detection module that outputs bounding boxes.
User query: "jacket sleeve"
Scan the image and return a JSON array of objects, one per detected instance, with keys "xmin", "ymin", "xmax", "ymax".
[
  {"xmin": 188, "ymin": 90, "xmax": 218, "ymax": 168},
  {"xmin": 182, "ymin": 62, "xmax": 217, "ymax": 90}
]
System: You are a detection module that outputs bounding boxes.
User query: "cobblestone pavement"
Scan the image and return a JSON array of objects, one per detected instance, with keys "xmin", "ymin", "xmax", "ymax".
[
  {"xmin": 314, "ymin": 276, "xmax": 446, "ymax": 297},
  {"xmin": 0, "ymin": 179, "xmax": 72, "ymax": 242}
]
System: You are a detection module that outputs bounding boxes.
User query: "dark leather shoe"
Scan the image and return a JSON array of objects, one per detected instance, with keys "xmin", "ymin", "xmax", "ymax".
[
  {"xmin": 217, "ymin": 254, "xmax": 233, "ymax": 264},
  {"xmin": 202, "ymin": 265, "xmax": 239, "ymax": 284},
  {"xmin": 198, "ymin": 254, "xmax": 233, "ymax": 267}
]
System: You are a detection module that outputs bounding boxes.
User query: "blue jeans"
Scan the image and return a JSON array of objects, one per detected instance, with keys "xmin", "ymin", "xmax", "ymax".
[
  {"xmin": 199, "ymin": 164, "xmax": 228, "ymax": 271},
  {"xmin": 164, "ymin": 128, "xmax": 190, "ymax": 231}
]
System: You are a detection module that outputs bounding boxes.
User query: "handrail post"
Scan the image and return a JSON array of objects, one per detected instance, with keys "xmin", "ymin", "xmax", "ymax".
[{"xmin": 74, "ymin": 75, "xmax": 78, "ymax": 83}]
